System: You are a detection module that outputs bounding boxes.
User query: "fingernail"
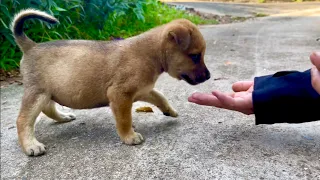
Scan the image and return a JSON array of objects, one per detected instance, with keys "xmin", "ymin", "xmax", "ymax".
[
  {"xmin": 192, "ymin": 93, "xmax": 200, "ymax": 99},
  {"xmin": 313, "ymin": 52, "xmax": 320, "ymax": 57},
  {"xmin": 188, "ymin": 96, "xmax": 199, "ymax": 103}
]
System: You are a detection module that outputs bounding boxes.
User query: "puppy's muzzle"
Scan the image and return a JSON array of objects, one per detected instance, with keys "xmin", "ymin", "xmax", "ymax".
[{"xmin": 181, "ymin": 68, "xmax": 211, "ymax": 85}]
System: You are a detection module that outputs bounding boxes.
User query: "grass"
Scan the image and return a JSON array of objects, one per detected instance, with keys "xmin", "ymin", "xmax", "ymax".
[
  {"xmin": 0, "ymin": 0, "xmax": 218, "ymax": 72},
  {"xmin": 254, "ymin": 13, "xmax": 269, "ymax": 17},
  {"xmin": 258, "ymin": 0, "xmax": 266, "ymax": 3}
]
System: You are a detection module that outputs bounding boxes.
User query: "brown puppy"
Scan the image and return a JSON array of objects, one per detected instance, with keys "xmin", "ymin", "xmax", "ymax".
[{"xmin": 11, "ymin": 9, "xmax": 211, "ymax": 156}]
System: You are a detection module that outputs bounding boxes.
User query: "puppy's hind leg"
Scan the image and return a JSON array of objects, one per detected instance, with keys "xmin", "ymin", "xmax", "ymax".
[
  {"xmin": 42, "ymin": 101, "xmax": 76, "ymax": 123},
  {"xmin": 138, "ymin": 89, "xmax": 178, "ymax": 117},
  {"xmin": 17, "ymin": 91, "xmax": 49, "ymax": 156}
]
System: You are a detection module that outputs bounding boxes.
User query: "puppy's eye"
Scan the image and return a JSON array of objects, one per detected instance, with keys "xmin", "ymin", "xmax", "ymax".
[{"xmin": 189, "ymin": 53, "xmax": 201, "ymax": 64}]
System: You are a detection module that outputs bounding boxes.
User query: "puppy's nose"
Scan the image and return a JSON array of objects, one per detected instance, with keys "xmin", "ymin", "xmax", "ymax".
[{"xmin": 205, "ymin": 69, "xmax": 211, "ymax": 80}]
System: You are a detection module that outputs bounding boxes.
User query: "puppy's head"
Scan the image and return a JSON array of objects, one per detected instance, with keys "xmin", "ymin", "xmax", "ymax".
[{"xmin": 161, "ymin": 19, "xmax": 210, "ymax": 85}]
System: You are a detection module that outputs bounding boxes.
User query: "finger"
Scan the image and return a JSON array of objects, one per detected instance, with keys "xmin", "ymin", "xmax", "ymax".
[
  {"xmin": 310, "ymin": 52, "xmax": 320, "ymax": 71},
  {"xmin": 212, "ymin": 91, "xmax": 240, "ymax": 110},
  {"xmin": 213, "ymin": 91, "xmax": 255, "ymax": 114},
  {"xmin": 212, "ymin": 91, "xmax": 253, "ymax": 114},
  {"xmin": 232, "ymin": 81, "xmax": 254, "ymax": 92},
  {"xmin": 311, "ymin": 66, "xmax": 320, "ymax": 94},
  {"xmin": 188, "ymin": 92, "xmax": 223, "ymax": 107}
]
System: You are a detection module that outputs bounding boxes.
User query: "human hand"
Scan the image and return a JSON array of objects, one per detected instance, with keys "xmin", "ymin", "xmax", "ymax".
[
  {"xmin": 188, "ymin": 81, "xmax": 254, "ymax": 115},
  {"xmin": 188, "ymin": 52, "xmax": 320, "ymax": 114},
  {"xmin": 310, "ymin": 52, "xmax": 320, "ymax": 94}
]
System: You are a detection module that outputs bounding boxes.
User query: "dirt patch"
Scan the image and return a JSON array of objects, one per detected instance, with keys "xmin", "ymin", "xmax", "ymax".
[{"xmin": 0, "ymin": 69, "xmax": 23, "ymax": 88}]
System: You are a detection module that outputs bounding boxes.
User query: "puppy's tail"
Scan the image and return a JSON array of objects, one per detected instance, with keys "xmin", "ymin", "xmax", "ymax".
[{"xmin": 11, "ymin": 9, "xmax": 59, "ymax": 52}]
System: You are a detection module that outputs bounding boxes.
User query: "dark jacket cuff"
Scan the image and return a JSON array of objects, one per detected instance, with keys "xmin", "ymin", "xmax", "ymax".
[{"xmin": 252, "ymin": 69, "xmax": 320, "ymax": 125}]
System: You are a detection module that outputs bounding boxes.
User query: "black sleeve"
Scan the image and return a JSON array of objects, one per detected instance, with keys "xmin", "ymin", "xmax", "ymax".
[{"xmin": 252, "ymin": 69, "xmax": 320, "ymax": 125}]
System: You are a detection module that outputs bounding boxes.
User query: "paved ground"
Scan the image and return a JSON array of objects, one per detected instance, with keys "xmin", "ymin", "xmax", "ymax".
[
  {"xmin": 1, "ymin": 8, "xmax": 320, "ymax": 180},
  {"xmin": 169, "ymin": 2, "xmax": 320, "ymax": 17}
]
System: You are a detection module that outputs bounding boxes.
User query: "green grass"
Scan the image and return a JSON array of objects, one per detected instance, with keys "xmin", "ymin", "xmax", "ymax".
[
  {"xmin": 0, "ymin": 0, "xmax": 217, "ymax": 72},
  {"xmin": 254, "ymin": 13, "xmax": 269, "ymax": 17},
  {"xmin": 258, "ymin": 0, "xmax": 266, "ymax": 3}
]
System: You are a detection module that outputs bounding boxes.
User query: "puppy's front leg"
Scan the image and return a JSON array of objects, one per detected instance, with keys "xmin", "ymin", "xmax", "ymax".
[
  {"xmin": 109, "ymin": 92, "xmax": 144, "ymax": 145},
  {"xmin": 138, "ymin": 89, "xmax": 178, "ymax": 117}
]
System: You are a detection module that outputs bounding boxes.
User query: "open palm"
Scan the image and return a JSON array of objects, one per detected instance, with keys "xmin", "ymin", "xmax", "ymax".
[{"xmin": 188, "ymin": 81, "xmax": 254, "ymax": 115}]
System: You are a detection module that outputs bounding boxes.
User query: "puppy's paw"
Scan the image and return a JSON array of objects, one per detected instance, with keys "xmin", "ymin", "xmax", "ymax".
[
  {"xmin": 60, "ymin": 113, "xmax": 76, "ymax": 122},
  {"xmin": 163, "ymin": 108, "xmax": 178, "ymax": 117},
  {"xmin": 123, "ymin": 132, "xmax": 144, "ymax": 145},
  {"xmin": 23, "ymin": 140, "xmax": 46, "ymax": 156}
]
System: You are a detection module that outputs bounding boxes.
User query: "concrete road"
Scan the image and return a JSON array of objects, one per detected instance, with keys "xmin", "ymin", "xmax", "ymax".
[
  {"xmin": 169, "ymin": 2, "xmax": 320, "ymax": 17},
  {"xmin": 1, "ymin": 10, "xmax": 320, "ymax": 180}
]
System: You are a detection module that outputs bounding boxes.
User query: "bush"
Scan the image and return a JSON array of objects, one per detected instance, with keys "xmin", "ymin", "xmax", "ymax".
[{"xmin": 0, "ymin": 0, "xmax": 216, "ymax": 71}]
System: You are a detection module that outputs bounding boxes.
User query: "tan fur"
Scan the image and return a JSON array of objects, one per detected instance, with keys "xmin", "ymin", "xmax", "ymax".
[{"xmin": 12, "ymin": 9, "xmax": 210, "ymax": 156}]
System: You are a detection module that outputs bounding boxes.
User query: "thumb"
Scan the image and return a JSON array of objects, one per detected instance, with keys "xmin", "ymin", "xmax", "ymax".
[
  {"xmin": 310, "ymin": 52, "xmax": 320, "ymax": 71},
  {"xmin": 311, "ymin": 67, "xmax": 320, "ymax": 94}
]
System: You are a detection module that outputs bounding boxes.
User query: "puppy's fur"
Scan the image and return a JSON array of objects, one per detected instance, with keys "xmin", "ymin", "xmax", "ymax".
[{"xmin": 12, "ymin": 9, "xmax": 211, "ymax": 156}]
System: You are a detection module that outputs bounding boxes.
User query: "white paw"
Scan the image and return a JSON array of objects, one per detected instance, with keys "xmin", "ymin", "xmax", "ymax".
[
  {"xmin": 61, "ymin": 113, "xmax": 76, "ymax": 122},
  {"xmin": 23, "ymin": 140, "xmax": 46, "ymax": 156},
  {"xmin": 163, "ymin": 108, "xmax": 178, "ymax": 117},
  {"xmin": 123, "ymin": 132, "xmax": 144, "ymax": 145}
]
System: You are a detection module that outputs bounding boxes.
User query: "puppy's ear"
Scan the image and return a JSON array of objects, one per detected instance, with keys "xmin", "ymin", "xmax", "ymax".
[{"xmin": 167, "ymin": 24, "xmax": 191, "ymax": 51}]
